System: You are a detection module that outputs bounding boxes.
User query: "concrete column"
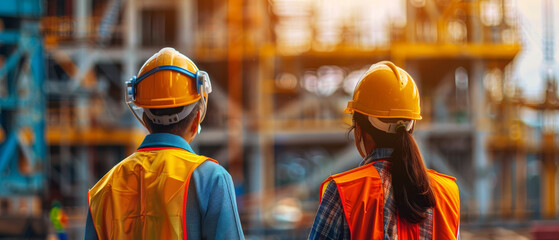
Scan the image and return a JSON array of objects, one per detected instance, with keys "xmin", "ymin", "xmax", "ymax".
[
  {"xmin": 514, "ymin": 149, "xmax": 527, "ymax": 219},
  {"xmin": 124, "ymin": 0, "xmax": 138, "ymax": 79},
  {"xmin": 472, "ymin": 60, "xmax": 491, "ymax": 218},
  {"xmin": 178, "ymin": 0, "xmax": 196, "ymax": 53},
  {"xmin": 74, "ymin": 0, "xmax": 91, "ymax": 40}
]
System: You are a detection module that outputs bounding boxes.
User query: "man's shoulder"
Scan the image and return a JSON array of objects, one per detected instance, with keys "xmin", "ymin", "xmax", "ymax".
[
  {"xmin": 88, "ymin": 156, "xmax": 134, "ymax": 195},
  {"xmin": 88, "ymin": 164, "xmax": 118, "ymax": 198},
  {"xmin": 193, "ymin": 160, "xmax": 230, "ymax": 179},
  {"xmin": 190, "ymin": 160, "xmax": 235, "ymax": 204},
  {"xmin": 152, "ymin": 148, "xmax": 216, "ymax": 165}
]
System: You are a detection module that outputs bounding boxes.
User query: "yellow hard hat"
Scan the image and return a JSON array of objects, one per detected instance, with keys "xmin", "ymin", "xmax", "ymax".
[
  {"xmin": 127, "ymin": 47, "xmax": 211, "ymax": 109},
  {"xmin": 345, "ymin": 61, "xmax": 421, "ymax": 120},
  {"xmin": 125, "ymin": 47, "xmax": 212, "ymax": 127}
]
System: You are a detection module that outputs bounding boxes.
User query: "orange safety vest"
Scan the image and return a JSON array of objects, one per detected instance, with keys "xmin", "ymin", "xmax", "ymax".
[
  {"xmin": 88, "ymin": 147, "xmax": 217, "ymax": 240},
  {"xmin": 320, "ymin": 160, "xmax": 460, "ymax": 240}
]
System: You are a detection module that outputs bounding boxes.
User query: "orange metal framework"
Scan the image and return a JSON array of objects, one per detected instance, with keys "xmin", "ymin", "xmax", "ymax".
[{"xmin": 228, "ymin": 0, "xmax": 244, "ymax": 184}]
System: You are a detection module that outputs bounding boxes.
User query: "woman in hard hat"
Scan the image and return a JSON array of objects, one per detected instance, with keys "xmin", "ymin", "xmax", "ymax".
[{"xmin": 308, "ymin": 61, "xmax": 460, "ymax": 239}]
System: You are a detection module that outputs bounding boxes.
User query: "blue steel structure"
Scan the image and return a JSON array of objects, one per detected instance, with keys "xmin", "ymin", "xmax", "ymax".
[{"xmin": 0, "ymin": 0, "xmax": 45, "ymax": 196}]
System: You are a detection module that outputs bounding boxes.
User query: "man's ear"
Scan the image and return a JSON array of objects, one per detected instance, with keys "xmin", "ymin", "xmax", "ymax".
[
  {"xmin": 190, "ymin": 110, "xmax": 201, "ymax": 134},
  {"xmin": 142, "ymin": 113, "xmax": 152, "ymax": 133}
]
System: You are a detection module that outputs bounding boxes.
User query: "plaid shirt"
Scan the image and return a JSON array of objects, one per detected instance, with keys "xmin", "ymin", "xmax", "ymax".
[{"xmin": 308, "ymin": 148, "xmax": 445, "ymax": 240}]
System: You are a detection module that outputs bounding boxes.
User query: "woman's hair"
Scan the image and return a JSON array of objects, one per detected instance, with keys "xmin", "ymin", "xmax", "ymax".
[{"xmin": 352, "ymin": 112, "xmax": 436, "ymax": 223}]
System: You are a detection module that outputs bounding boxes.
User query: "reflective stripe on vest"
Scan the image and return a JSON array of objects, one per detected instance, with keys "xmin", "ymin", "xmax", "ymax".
[
  {"xmin": 320, "ymin": 162, "xmax": 460, "ymax": 240},
  {"xmin": 88, "ymin": 147, "xmax": 217, "ymax": 239}
]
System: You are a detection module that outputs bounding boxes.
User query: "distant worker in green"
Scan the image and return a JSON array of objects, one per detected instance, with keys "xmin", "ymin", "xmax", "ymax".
[
  {"xmin": 49, "ymin": 201, "xmax": 68, "ymax": 240},
  {"xmin": 309, "ymin": 61, "xmax": 460, "ymax": 239},
  {"xmin": 84, "ymin": 47, "xmax": 244, "ymax": 239}
]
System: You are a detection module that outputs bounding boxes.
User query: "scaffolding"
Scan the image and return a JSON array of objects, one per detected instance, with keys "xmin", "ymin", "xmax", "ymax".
[{"xmin": 8, "ymin": 0, "xmax": 559, "ymax": 238}]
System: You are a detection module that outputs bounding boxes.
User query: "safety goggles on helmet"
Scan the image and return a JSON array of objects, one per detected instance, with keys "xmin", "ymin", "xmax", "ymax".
[{"xmin": 125, "ymin": 65, "xmax": 212, "ymax": 128}]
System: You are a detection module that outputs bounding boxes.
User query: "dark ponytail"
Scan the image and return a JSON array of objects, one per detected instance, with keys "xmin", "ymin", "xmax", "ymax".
[
  {"xmin": 352, "ymin": 112, "xmax": 435, "ymax": 223},
  {"xmin": 390, "ymin": 124, "xmax": 436, "ymax": 223}
]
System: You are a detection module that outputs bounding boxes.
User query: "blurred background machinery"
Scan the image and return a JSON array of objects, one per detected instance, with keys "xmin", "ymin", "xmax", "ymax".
[{"xmin": 0, "ymin": 0, "xmax": 558, "ymax": 239}]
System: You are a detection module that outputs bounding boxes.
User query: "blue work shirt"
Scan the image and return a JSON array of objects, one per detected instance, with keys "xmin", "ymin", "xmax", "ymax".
[{"xmin": 84, "ymin": 133, "xmax": 244, "ymax": 240}]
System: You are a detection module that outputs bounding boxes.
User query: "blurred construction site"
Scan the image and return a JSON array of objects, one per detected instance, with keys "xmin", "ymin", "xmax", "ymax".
[{"xmin": 1, "ymin": 0, "xmax": 559, "ymax": 239}]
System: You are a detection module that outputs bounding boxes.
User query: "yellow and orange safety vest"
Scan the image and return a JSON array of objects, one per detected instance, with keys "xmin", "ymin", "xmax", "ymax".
[{"xmin": 88, "ymin": 147, "xmax": 216, "ymax": 239}]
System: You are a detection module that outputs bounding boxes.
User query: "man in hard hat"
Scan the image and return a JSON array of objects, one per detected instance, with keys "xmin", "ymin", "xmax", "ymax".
[{"xmin": 84, "ymin": 47, "xmax": 244, "ymax": 239}]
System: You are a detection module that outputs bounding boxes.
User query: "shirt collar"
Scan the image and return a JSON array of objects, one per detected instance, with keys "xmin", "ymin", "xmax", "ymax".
[
  {"xmin": 138, "ymin": 133, "xmax": 196, "ymax": 154},
  {"xmin": 360, "ymin": 148, "xmax": 393, "ymax": 166}
]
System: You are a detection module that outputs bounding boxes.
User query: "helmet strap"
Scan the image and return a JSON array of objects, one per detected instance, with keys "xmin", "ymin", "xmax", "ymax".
[
  {"xmin": 126, "ymin": 102, "xmax": 148, "ymax": 130},
  {"xmin": 145, "ymin": 104, "xmax": 196, "ymax": 125},
  {"xmin": 199, "ymin": 85, "xmax": 209, "ymax": 123},
  {"xmin": 367, "ymin": 117, "xmax": 414, "ymax": 134}
]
